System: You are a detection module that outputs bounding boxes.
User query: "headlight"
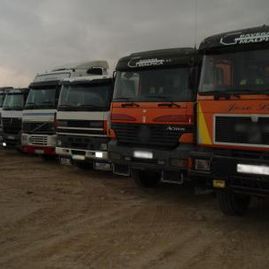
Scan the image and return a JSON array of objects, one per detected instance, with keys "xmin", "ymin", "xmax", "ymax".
[
  {"xmin": 194, "ymin": 159, "xmax": 210, "ymax": 171},
  {"xmin": 21, "ymin": 134, "xmax": 28, "ymax": 143}
]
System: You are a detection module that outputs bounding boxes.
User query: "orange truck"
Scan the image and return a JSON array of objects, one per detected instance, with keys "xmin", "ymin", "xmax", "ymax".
[
  {"xmin": 108, "ymin": 48, "xmax": 200, "ymax": 187},
  {"xmin": 191, "ymin": 25, "xmax": 269, "ymax": 215}
]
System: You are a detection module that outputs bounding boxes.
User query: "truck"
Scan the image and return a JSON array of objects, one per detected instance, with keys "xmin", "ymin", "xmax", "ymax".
[
  {"xmin": 55, "ymin": 63, "xmax": 114, "ymax": 170},
  {"xmin": 191, "ymin": 25, "xmax": 269, "ymax": 215},
  {"xmin": 0, "ymin": 87, "xmax": 13, "ymax": 144},
  {"xmin": 21, "ymin": 62, "xmax": 105, "ymax": 157},
  {"xmin": 1, "ymin": 88, "xmax": 29, "ymax": 148},
  {"xmin": 108, "ymin": 48, "xmax": 200, "ymax": 186}
]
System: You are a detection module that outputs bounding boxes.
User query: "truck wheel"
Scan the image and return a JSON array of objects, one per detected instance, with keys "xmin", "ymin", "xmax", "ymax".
[
  {"xmin": 132, "ymin": 170, "xmax": 160, "ymax": 188},
  {"xmin": 216, "ymin": 191, "xmax": 250, "ymax": 216}
]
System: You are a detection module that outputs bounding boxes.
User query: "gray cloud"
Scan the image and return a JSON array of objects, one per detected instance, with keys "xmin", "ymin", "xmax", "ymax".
[{"xmin": 0, "ymin": 0, "xmax": 268, "ymax": 86}]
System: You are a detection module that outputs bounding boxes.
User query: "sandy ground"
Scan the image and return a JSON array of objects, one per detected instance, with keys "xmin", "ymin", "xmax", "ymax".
[{"xmin": 0, "ymin": 150, "xmax": 269, "ymax": 269}]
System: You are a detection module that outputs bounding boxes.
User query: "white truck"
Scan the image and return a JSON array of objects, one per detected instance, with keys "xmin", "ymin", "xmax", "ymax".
[
  {"xmin": 21, "ymin": 61, "xmax": 108, "ymax": 157},
  {"xmin": 0, "ymin": 87, "xmax": 13, "ymax": 143},
  {"xmin": 1, "ymin": 88, "xmax": 29, "ymax": 148},
  {"xmin": 56, "ymin": 72, "xmax": 113, "ymax": 170}
]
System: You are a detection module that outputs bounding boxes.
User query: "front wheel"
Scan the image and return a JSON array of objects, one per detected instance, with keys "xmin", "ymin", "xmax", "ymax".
[
  {"xmin": 132, "ymin": 170, "xmax": 160, "ymax": 188},
  {"xmin": 216, "ymin": 191, "xmax": 251, "ymax": 216}
]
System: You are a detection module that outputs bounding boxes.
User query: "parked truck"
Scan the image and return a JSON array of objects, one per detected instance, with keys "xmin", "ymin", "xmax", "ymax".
[
  {"xmin": 191, "ymin": 25, "xmax": 269, "ymax": 215},
  {"xmin": 21, "ymin": 62, "xmax": 103, "ymax": 157},
  {"xmin": 56, "ymin": 62, "xmax": 114, "ymax": 170},
  {"xmin": 1, "ymin": 88, "xmax": 29, "ymax": 148},
  {"xmin": 108, "ymin": 48, "xmax": 200, "ymax": 186},
  {"xmin": 0, "ymin": 87, "xmax": 13, "ymax": 143}
]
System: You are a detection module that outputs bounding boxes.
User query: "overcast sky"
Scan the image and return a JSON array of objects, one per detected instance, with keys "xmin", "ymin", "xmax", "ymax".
[{"xmin": 0, "ymin": 0, "xmax": 268, "ymax": 87}]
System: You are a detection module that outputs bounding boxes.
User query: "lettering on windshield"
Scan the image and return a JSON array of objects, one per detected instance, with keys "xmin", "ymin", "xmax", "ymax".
[
  {"xmin": 128, "ymin": 57, "xmax": 172, "ymax": 68},
  {"xmin": 220, "ymin": 32, "xmax": 269, "ymax": 46}
]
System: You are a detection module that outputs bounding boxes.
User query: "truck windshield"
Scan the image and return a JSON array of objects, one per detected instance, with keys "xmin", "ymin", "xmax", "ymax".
[
  {"xmin": 58, "ymin": 83, "xmax": 112, "ymax": 111},
  {"xmin": 3, "ymin": 93, "xmax": 24, "ymax": 110},
  {"xmin": 199, "ymin": 49, "xmax": 269, "ymax": 94},
  {"xmin": 24, "ymin": 88, "xmax": 57, "ymax": 109},
  {"xmin": 113, "ymin": 68, "xmax": 194, "ymax": 102},
  {"xmin": 0, "ymin": 93, "xmax": 5, "ymax": 107}
]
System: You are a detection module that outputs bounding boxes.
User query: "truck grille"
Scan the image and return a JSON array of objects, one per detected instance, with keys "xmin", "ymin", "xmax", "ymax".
[
  {"xmin": 23, "ymin": 122, "xmax": 54, "ymax": 134},
  {"xmin": 58, "ymin": 120, "xmax": 104, "ymax": 128},
  {"xmin": 57, "ymin": 120, "xmax": 104, "ymax": 136},
  {"xmin": 58, "ymin": 134, "xmax": 108, "ymax": 150},
  {"xmin": 112, "ymin": 123, "xmax": 189, "ymax": 148},
  {"xmin": 2, "ymin": 118, "xmax": 22, "ymax": 134},
  {"xmin": 29, "ymin": 135, "xmax": 48, "ymax": 146},
  {"xmin": 215, "ymin": 116, "xmax": 269, "ymax": 147}
]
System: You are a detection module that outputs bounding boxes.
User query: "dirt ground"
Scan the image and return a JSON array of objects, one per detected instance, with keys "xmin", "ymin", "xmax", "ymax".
[{"xmin": 0, "ymin": 150, "xmax": 269, "ymax": 269}]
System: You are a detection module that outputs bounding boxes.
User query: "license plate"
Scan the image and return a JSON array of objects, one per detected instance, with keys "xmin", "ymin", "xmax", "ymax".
[
  {"xmin": 133, "ymin": 151, "xmax": 153, "ymax": 159},
  {"xmin": 72, "ymin": 155, "xmax": 86, "ymax": 161},
  {"xmin": 35, "ymin": 149, "xmax": 44, "ymax": 154},
  {"xmin": 8, "ymin": 135, "xmax": 15, "ymax": 140},
  {"xmin": 60, "ymin": 158, "xmax": 72, "ymax": 166},
  {"xmin": 237, "ymin": 164, "xmax": 269, "ymax": 176},
  {"xmin": 94, "ymin": 162, "xmax": 111, "ymax": 171}
]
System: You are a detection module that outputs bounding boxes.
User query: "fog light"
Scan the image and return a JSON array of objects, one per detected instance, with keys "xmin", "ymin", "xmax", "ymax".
[
  {"xmin": 95, "ymin": 151, "xmax": 103, "ymax": 158},
  {"xmin": 2, "ymin": 142, "xmax": 7, "ymax": 147},
  {"xmin": 195, "ymin": 159, "xmax": 210, "ymax": 171},
  {"xmin": 213, "ymin": 179, "xmax": 226, "ymax": 189}
]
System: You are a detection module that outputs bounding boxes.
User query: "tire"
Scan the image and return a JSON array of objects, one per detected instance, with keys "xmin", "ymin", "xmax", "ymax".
[
  {"xmin": 132, "ymin": 170, "xmax": 160, "ymax": 188},
  {"xmin": 216, "ymin": 191, "xmax": 250, "ymax": 216}
]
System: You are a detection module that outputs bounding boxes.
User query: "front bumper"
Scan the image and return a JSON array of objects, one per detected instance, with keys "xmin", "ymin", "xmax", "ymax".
[
  {"xmin": 1, "ymin": 132, "xmax": 21, "ymax": 147},
  {"xmin": 22, "ymin": 145, "xmax": 55, "ymax": 155},
  {"xmin": 108, "ymin": 140, "xmax": 192, "ymax": 172},
  {"xmin": 191, "ymin": 149, "xmax": 269, "ymax": 197},
  {"xmin": 212, "ymin": 154, "xmax": 269, "ymax": 197},
  {"xmin": 21, "ymin": 133, "xmax": 56, "ymax": 155},
  {"xmin": 56, "ymin": 146, "xmax": 109, "ymax": 162}
]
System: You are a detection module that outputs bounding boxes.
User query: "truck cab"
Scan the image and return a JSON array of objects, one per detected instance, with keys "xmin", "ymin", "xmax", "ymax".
[
  {"xmin": 0, "ymin": 87, "xmax": 13, "ymax": 136},
  {"xmin": 109, "ymin": 48, "xmax": 200, "ymax": 187},
  {"xmin": 56, "ymin": 70, "xmax": 113, "ymax": 170},
  {"xmin": 21, "ymin": 62, "xmax": 105, "ymax": 157},
  {"xmin": 1, "ymin": 88, "xmax": 29, "ymax": 148},
  {"xmin": 191, "ymin": 25, "xmax": 269, "ymax": 215}
]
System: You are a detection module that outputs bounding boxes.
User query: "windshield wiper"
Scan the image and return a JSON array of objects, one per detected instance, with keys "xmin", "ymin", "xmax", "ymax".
[
  {"xmin": 121, "ymin": 102, "xmax": 140, "ymax": 108},
  {"xmin": 80, "ymin": 104, "xmax": 106, "ymax": 110},
  {"xmin": 158, "ymin": 102, "xmax": 181, "ymax": 108},
  {"xmin": 144, "ymin": 95, "xmax": 181, "ymax": 107},
  {"xmin": 114, "ymin": 97, "xmax": 132, "ymax": 101}
]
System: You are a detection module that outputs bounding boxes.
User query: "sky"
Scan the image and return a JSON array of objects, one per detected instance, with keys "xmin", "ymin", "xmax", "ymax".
[{"xmin": 0, "ymin": 0, "xmax": 268, "ymax": 87}]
